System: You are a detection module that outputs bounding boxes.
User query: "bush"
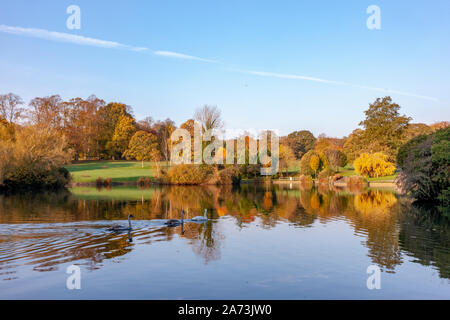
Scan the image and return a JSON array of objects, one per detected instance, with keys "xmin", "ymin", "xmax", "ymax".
[
  {"xmin": 216, "ymin": 166, "xmax": 241, "ymax": 185},
  {"xmin": 397, "ymin": 127, "xmax": 450, "ymax": 202},
  {"xmin": 163, "ymin": 164, "xmax": 213, "ymax": 185},
  {"xmin": 354, "ymin": 152, "xmax": 396, "ymax": 178}
]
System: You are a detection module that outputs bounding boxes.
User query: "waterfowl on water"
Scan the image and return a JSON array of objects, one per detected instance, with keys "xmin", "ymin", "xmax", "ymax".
[
  {"xmin": 191, "ymin": 209, "xmax": 208, "ymax": 221},
  {"xmin": 107, "ymin": 214, "xmax": 134, "ymax": 232},
  {"xmin": 165, "ymin": 210, "xmax": 184, "ymax": 227}
]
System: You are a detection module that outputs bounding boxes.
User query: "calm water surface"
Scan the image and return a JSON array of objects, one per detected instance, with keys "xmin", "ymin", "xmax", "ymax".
[{"xmin": 0, "ymin": 184, "xmax": 449, "ymax": 299}]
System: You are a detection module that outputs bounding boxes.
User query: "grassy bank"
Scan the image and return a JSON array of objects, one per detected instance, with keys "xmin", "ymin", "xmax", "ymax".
[
  {"xmin": 66, "ymin": 161, "xmax": 166, "ymax": 183},
  {"xmin": 66, "ymin": 161, "xmax": 398, "ymax": 185}
]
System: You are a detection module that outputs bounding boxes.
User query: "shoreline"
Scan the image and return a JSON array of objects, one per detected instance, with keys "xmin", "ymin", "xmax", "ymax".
[{"xmin": 70, "ymin": 178, "xmax": 398, "ymax": 189}]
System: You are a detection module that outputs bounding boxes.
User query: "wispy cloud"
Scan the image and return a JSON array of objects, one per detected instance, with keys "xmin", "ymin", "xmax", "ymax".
[
  {"xmin": 0, "ymin": 24, "xmax": 147, "ymax": 51},
  {"xmin": 0, "ymin": 24, "xmax": 212, "ymax": 62},
  {"xmin": 246, "ymin": 70, "xmax": 347, "ymax": 86},
  {"xmin": 153, "ymin": 51, "xmax": 216, "ymax": 63},
  {"xmin": 245, "ymin": 70, "xmax": 438, "ymax": 102}
]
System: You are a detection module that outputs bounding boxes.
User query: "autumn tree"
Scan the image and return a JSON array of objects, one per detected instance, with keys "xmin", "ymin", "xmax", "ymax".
[
  {"xmin": 0, "ymin": 93, "xmax": 24, "ymax": 123},
  {"xmin": 154, "ymin": 118, "xmax": 176, "ymax": 161},
  {"xmin": 429, "ymin": 121, "xmax": 449, "ymax": 131},
  {"xmin": 110, "ymin": 115, "xmax": 136, "ymax": 158},
  {"xmin": 323, "ymin": 148, "xmax": 347, "ymax": 171},
  {"xmin": 99, "ymin": 102, "xmax": 134, "ymax": 158},
  {"xmin": 194, "ymin": 105, "xmax": 224, "ymax": 132},
  {"xmin": 124, "ymin": 131, "xmax": 160, "ymax": 168},
  {"xmin": 359, "ymin": 96, "xmax": 411, "ymax": 161},
  {"xmin": 136, "ymin": 116, "xmax": 155, "ymax": 133},
  {"xmin": 28, "ymin": 95, "xmax": 65, "ymax": 130},
  {"xmin": 300, "ymin": 150, "xmax": 328, "ymax": 177},
  {"xmin": 62, "ymin": 95, "xmax": 105, "ymax": 160},
  {"xmin": 284, "ymin": 130, "xmax": 316, "ymax": 159},
  {"xmin": 404, "ymin": 123, "xmax": 432, "ymax": 141},
  {"xmin": 279, "ymin": 144, "xmax": 296, "ymax": 176},
  {"xmin": 309, "ymin": 154, "xmax": 320, "ymax": 178}
]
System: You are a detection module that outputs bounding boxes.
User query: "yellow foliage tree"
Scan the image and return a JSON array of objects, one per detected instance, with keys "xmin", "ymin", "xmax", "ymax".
[
  {"xmin": 309, "ymin": 155, "xmax": 320, "ymax": 177},
  {"xmin": 111, "ymin": 115, "xmax": 136, "ymax": 157},
  {"xmin": 354, "ymin": 152, "xmax": 396, "ymax": 178}
]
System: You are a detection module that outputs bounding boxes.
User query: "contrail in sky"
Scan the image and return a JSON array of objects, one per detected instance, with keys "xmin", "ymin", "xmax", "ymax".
[{"xmin": 0, "ymin": 24, "xmax": 438, "ymax": 102}]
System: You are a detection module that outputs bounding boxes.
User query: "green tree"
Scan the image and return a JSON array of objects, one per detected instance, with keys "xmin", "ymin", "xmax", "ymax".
[
  {"xmin": 359, "ymin": 96, "xmax": 411, "ymax": 161},
  {"xmin": 397, "ymin": 127, "xmax": 449, "ymax": 203},
  {"xmin": 285, "ymin": 130, "xmax": 316, "ymax": 159},
  {"xmin": 124, "ymin": 131, "xmax": 160, "ymax": 168}
]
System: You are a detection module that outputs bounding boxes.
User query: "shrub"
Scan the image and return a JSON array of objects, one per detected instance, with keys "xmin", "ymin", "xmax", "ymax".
[
  {"xmin": 216, "ymin": 166, "xmax": 241, "ymax": 185},
  {"xmin": 163, "ymin": 164, "xmax": 213, "ymax": 185},
  {"xmin": 354, "ymin": 152, "xmax": 396, "ymax": 178}
]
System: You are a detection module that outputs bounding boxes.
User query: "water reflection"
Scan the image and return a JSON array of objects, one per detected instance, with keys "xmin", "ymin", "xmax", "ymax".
[{"xmin": 0, "ymin": 184, "xmax": 449, "ymax": 283}]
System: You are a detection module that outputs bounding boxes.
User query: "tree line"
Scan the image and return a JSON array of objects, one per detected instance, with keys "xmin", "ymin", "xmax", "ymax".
[{"xmin": 1, "ymin": 92, "xmax": 448, "ymax": 198}]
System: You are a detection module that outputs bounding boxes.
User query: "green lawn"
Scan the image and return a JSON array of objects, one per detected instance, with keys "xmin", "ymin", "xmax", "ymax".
[
  {"xmin": 338, "ymin": 168, "xmax": 397, "ymax": 182},
  {"xmin": 66, "ymin": 161, "xmax": 166, "ymax": 183}
]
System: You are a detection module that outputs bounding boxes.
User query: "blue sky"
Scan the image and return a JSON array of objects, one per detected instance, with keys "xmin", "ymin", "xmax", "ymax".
[{"xmin": 0, "ymin": 0, "xmax": 449, "ymax": 137}]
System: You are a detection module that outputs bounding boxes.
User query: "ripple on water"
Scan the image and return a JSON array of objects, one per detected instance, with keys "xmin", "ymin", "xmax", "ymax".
[{"xmin": 0, "ymin": 221, "xmax": 169, "ymax": 281}]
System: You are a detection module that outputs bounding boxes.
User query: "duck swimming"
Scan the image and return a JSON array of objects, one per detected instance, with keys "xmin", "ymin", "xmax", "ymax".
[
  {"xmin": 165, "ymin": 210, "xmax": 184, "ymax": 227},
  {"xmin": 191, "ymin": 209, "xmax": 208, "ymax": 221},
  {"xmin": 107, "ymin": 214, "xmax": 134, "ymax": 232}
]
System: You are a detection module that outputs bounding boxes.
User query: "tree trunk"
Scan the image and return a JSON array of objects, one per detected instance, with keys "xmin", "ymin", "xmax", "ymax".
[{"xmin": 142, "ymin": 159, "xmax": 144, "ymax": 168}]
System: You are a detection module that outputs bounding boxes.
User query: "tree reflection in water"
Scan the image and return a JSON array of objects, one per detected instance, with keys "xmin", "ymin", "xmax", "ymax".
[{"xmin": 0, "ymin": 184, "xmax": 448, "ymax": 281}]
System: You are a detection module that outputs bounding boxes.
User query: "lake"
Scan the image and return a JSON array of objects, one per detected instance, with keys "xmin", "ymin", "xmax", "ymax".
[{"xmin": 0, "ymin": 183, "xmax": 449, "ymax": 299}]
